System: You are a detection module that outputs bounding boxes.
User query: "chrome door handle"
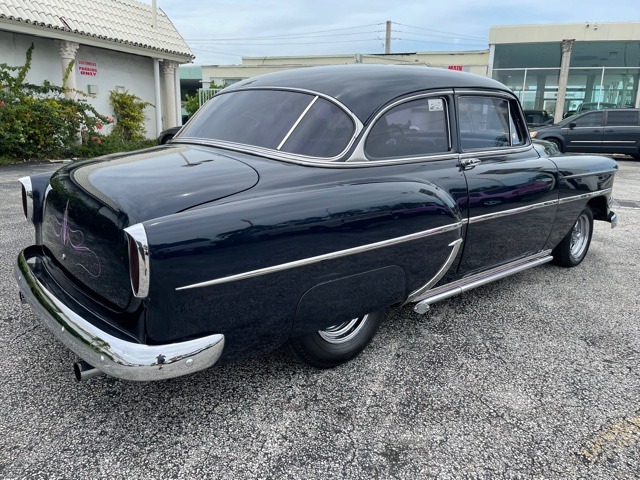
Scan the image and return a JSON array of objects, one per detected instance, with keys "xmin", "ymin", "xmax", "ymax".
[{"xmin": 460, "ymin": 158, "xmax": 482, "ymax": 169}]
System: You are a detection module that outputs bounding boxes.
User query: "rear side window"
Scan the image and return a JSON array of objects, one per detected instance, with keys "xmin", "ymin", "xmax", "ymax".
[
  {"xmin": 365, "ymin": 97, "xmax": 450, "ymax": 159},
  {"xmin": 458, "ymin": 96, "xmax": 525, "ymax": 150},
  {"xmin": 181, "ymin": 90, "xmax": 355, "ymax": 158},
  {"xmin": 573, "ymin": 112, "xmax": 603, "ymax": 127},
  {"xmin": 606, "ymin": 110, "xmax": 639, "ymax": 126}
]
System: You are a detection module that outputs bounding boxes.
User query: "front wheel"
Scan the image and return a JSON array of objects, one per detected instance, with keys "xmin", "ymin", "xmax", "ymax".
[
  {"xmin": 553, "ymin": 207, "xmax": 593, "ymax": 267},
  {"xmin": 287, "ymin": 311, "xmax": 386, "ymax": 369},
  {"xmin": 547, "ymin": 137, "xmax": 564, "ymax": 153}
]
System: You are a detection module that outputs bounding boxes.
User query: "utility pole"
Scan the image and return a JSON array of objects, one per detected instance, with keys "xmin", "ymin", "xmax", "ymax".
[{"xmin": 385, "ymin": 20, "xmax": 391, "ymax": 54}]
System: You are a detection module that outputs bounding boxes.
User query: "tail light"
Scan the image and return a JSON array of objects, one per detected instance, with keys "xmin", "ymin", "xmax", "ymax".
[{"xmin": 124, "ymin": 223, "xmax": 150, "ymax": 298}]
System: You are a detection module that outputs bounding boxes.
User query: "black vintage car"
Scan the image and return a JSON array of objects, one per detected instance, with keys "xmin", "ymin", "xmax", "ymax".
[{"xmin": 16, "ymin": 65, "xmax": 618, "ymax": 382}]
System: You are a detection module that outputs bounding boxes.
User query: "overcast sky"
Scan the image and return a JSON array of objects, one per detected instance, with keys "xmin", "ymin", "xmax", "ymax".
[{"xmin": 154, "ymin": 0, "xmax": 640, "ymax": 65}]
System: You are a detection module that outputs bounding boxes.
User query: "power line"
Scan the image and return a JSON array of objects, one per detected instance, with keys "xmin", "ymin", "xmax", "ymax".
[
  {"xmin": 188, "ymin": 31, "xmax": 383, "ymax": 43},
  {"xmin": 185, "ymin": 23, "xmax": 384, "ymax": 42},
  {"xmin": 395, "ymin": 37, "xmax": 487, "ymax": 47},
  {"xmin": 394, "ymin": 22, "xmax": 486, "ymax": 40}
]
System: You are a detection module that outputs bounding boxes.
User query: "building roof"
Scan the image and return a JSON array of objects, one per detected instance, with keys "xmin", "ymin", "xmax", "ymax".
[{"xmin": 0, "ymin": 0, "xmax": 193, "ymax": 61}]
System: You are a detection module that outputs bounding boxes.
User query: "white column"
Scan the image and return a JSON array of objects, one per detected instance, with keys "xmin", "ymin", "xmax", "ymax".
[
  {"xmin": 153, "ymin": 59, "xmax": 162, "ymax": 136},
  {"xmin": 56, "ymin": 40, "xmax": 79, "ymax": 100},
  {"xmin": 163, "ymin": 60, "xmax": 178, "ymax": 129},
  {"xmin": 174, "ymin": 64, "xmax": 182, "ymax": 125},
  {"xmin": 554, "ymin": 39, "xmax": 575, "ymax": 124}
]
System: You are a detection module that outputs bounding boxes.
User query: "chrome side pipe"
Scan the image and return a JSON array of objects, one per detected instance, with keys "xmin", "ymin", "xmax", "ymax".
[{"xmin": 73, "ymin": 361, "xmax": 104, "ymax": 382}]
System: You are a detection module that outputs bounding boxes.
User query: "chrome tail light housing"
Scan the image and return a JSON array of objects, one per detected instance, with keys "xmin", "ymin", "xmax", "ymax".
[
  {"xmin": 123, "ymin": 223, "xmax": 151, "ymax": 298},
  {"xmin": 19, "ymin": 176, "xmax": 34, "ymax": 222}
]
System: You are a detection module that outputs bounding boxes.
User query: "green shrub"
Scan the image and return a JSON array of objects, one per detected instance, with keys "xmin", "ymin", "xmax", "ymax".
[
  {"xmin": 109, "ymin": 90, "xmax": 151, "ymax": 141},
  {"xmin": 0, "ymin": 44, "xmax": 110, "ymax": 160}
]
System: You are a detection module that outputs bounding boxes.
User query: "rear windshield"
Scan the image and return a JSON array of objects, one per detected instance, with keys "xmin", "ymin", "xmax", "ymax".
[{"xmin": 180, "ymin": 90, "xmax": 355, "ymax": 158}]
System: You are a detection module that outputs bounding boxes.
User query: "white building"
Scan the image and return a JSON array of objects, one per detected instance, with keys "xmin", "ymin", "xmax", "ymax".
[
  {"xmin": 202, "ymin": 51, "xmax": 490, "ymax": 88},
  {"xmin": 0, "ymin": 0, "xmax": 194, "ymax": 138}
]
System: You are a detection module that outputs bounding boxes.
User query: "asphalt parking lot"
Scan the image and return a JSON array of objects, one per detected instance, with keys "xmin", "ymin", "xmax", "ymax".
[{"xmin": 1, "ymin": 159, "xmax": 639, "ymax": 479}]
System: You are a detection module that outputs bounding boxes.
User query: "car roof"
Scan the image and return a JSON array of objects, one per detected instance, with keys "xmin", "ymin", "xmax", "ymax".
[{"xmin": 225, "ymin": 64, "xmax": 511, "ymax": 123}]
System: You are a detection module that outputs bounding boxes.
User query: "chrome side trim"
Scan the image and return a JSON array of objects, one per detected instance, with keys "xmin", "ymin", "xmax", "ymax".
[
  {"xmin": 406, "ymin": 238, "xmax": 463, "ymax": 304},
  {"xmin": 277, "ymin": 96, "xmax": 318, "ymax": 150},
  {"xmin": 15, "ymin": 251, "xmax": 225, "ymax": 381},
  {"xmin": 123, "ymin": 223, "xmax": 151, "ymax": 298},
  {"xmin": 412, "ymin": 250, "xmax": 553, "ymax": 307},
  {"xmin": 558, "ymin": 188, "xmax": 612, "ymax": 205},
  {"xmin": 177, "ymin": 221, "xmax": 463, "ymax": 291},
  {"xmin": 560, "ymin": 169, "xmax": 617, "ymax": 179},
  {"xmin": 469, "ymin": 199, "xmax": 558, "ymax": 224},
  {"xmin": 458, "ymin": 144, "xmax": 533, "ymax": 158}
]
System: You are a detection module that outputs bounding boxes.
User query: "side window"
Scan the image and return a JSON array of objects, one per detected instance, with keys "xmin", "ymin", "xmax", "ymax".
[
  {"xmin": 606, "ymin": 110, "xmax": 639, "ymax": 126},
  {"xmin": 573, "ymin": 112, "xmax": 603, "ymax": 127},
  {"xmin": 458, "ymin": 96, "xmax": 524, "ymax": 150},
  {"xmin": 365, "ymin": 97, "xmax": 450, "ymax": 160}
]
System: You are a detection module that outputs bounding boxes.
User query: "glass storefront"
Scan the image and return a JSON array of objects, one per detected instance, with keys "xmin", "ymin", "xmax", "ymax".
[{"xmin": 493, "ymin": 41, "xmax": 640, "ymax": 117}]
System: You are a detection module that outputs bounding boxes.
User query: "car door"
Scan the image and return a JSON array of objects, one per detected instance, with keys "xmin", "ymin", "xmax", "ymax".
[
  {"xmin": 455, "ymin": 93, "xmax": 559, "ymax": 275},
  {"xmin": 563, "ymin": 111, "xmax": 604, "ymax": 153},
  {"xmin": 601, "ymin": 109, "xmax": 640, "ymax": 155}
]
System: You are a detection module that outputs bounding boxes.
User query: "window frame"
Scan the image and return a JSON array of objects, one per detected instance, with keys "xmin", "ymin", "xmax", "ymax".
[
  {"xmin": 178, "ymin": 87, "xmax": 363, "ymax": 163},
  {"xmin": 456, "ymin": 93, "xmax": 528, "ymax": 152},
  {"xmin": 361, "ymin": 93, "xmax": 454, "ymax": 162}
]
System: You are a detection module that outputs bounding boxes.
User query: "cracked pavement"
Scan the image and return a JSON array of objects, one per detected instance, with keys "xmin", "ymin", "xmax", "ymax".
[{"xmin": 0, "ymin": 159, "xmax": 639, "ymax": 479}]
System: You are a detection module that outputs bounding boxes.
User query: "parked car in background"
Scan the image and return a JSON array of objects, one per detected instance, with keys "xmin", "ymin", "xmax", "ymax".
[
  {"xmin": 532, "ymin": 138, "xmax": 562, "ymax": 157},
  {"xmin": 575, "ymin": 102, "xmax": 617, "ymax": 113},
  {"xmin": 524, "ymin": 109, "xmax": 553, "ymax": 128},
  {"xmin": 15, "ymin": 65, "xmax": 618, "ymax": 383},
  {"xmin": 531, "ymin": 108, "xmax": 640, "ymax": 158},
  {"xmin": 158, "ymin": 126, "xmax": 182, "ymax": 144}
]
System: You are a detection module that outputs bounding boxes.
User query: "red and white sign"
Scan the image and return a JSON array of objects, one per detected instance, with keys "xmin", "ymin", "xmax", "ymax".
[
  {"xmin": 448, "ymin": 65, "xmax": 463, "ymax": 71},
  {"xmin": 78, "ymin": 60, "xmax": 98, "ymax": 77}
]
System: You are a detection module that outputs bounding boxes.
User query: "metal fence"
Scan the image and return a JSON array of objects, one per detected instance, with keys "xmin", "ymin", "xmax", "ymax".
[{"xmin": 198, "ymin": 88, "xmax": 222, "ymax": 106}]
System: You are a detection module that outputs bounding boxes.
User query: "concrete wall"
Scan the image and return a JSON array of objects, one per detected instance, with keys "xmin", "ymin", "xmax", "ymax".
[
  {"xmin": 203, "ymin": 50, "xmax": 489, "ymax": 86},
  {"xmin": 1, "ymin": 30, "xmax": 159, "ymax": 138},
  {"xmin": 490, "ymin": 21, "xmax": 640, "ymax": 44}
]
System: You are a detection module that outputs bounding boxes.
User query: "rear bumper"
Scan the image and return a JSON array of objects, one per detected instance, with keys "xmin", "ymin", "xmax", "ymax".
[{"xmin": 15, "ymin": 249, "xmax": 225, "ymax": 381}]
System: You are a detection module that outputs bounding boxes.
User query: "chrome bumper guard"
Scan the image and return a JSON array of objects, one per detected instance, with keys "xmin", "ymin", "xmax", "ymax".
[{"xmin": 15, "ymin": 250, "xmax": 225, "ymax": 381}]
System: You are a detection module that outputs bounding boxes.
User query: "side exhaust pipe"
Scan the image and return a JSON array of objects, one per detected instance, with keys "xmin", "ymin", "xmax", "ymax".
[{"xmin": 73, "ymin": 361, "xmax": 104, "ymax": 382}]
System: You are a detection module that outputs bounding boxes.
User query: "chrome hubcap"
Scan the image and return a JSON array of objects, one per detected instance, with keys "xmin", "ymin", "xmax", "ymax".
[
  {"xmin": 318, "ymin": 314, "xmax": 370, "ymax": 344},
  {"xmin": 570, "ymin": 214, "xmax": 590, "ymax": 259}
]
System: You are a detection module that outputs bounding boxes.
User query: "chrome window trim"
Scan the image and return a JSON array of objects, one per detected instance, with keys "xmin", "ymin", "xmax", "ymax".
[
  {"xmin": 179, "ymin": 86, "xmax": 363, "ymax": 162},
  {"xmin": 348, "ymin": 90, "xmax": 454, "ymax": 162},
  {"xmin": 454, "ymin": 89, "xmax": 516, "ymax": 99},
  {"xmin": 277, "ymin": 96, "xmax": 318, "ymax": 150},
  {"xmin": 458, "ymin": 145, "xmax": 534, "ymax": 158},
  {"xmin": 176, "ymin": 220, "xmax": 464, "ymax": 291},
  {"xmin": 123, "ymin": 223, "xmax": 151, "ymax": 298}
]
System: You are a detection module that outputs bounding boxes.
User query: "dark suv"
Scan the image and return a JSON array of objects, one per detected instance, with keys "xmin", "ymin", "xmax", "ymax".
[{"xmin": 531, "ymin": 108, "xmax": 640, "ymax": 159}]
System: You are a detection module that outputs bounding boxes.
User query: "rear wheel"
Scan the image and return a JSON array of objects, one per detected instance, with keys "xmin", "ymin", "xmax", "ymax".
[
  {"xmin": 553, "ymin": 207, "xmax": 593, "ymax": 267},
  {"xmin": 288, "ymin": 311, "xmax": 385, "ymax": 368}
]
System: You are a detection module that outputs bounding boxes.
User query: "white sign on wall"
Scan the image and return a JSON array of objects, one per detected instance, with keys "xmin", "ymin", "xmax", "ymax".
[{"xmin": 77, "ymin": 60, "xmax": 98, "ymax": 77}]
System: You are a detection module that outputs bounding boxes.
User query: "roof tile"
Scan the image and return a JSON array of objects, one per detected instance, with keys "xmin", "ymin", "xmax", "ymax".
[{"xmin": 0, "ymin": 0, "xmax": 193, "ymax": 59}]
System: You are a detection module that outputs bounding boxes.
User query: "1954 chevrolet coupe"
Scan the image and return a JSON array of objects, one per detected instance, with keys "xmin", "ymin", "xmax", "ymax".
[{"xmin": 15, "ymin": 65, "xmax": 618, "ymax": 382}]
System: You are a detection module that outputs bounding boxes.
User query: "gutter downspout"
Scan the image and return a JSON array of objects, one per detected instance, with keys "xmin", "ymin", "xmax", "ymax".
[{"xmin": 153, "ymin": 58, "xmax": 163, "ymax": 135}]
